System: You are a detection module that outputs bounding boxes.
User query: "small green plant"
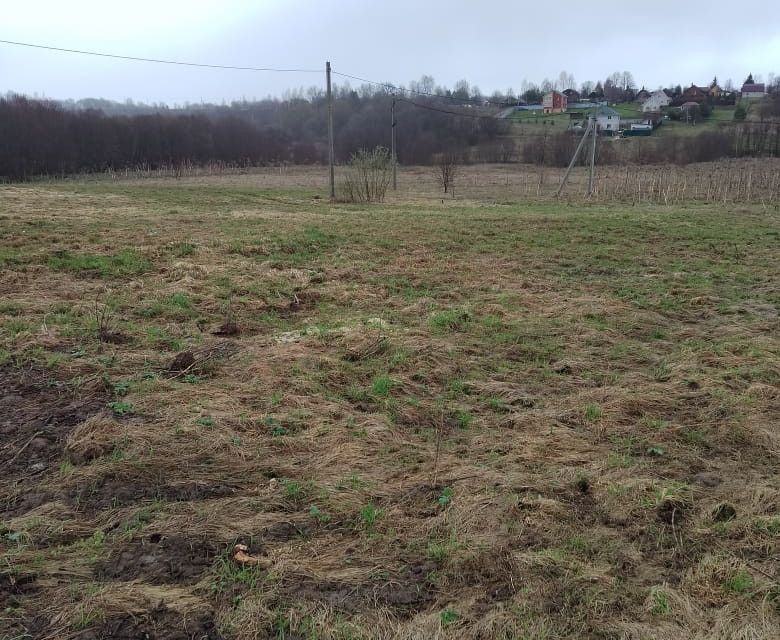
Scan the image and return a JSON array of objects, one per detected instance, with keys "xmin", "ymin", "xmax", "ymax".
[
  {"xmin": 108, "ymin": 401, "xmax": 134, "ymax": 416},
  {"xmin": 182, "ymin": 373, "xmax": 202, "ymax": 384},
  {"xmin": 725, "ymin": 570, "xmax": 753, "ymax": 594},
  {"xmin": 440, "ymin": 608, "xmax": 459, "ymax": 625},
  {"xmin": 650, "ymin": 587, "xmax": 671, "ymax": 615},
  {"xmin": 455, "ymin": 410, "xmax": 473, "ymax": 430},
  {"xmin": 438, "ymin": 486, "xmax": 454, "ymax": 506},
  {"xmin": 112, "ymin": 380, "xmax": 130, "ymax": 396},
  {"xmin": 281, "ymin": 479, "xmax": 313, "ymax": 503},
  {"xmin": 309, "ymin": 504, "xmax": 331, "ymax": 524},
  {"xmin": 426, "ymin": 534, "xmax": 461, "ymax": 562},
  {"xmin": 264, "ymin": 415, "xmax": 288, "ymax": 437},
  {"xmin": 653, "ymin": 362, "xmax": 672, "ymax": 382},
  {"xmin": 430, "ymin": 309, "xmax": 471, "ymax": 333},
  {"xmin": 358, "ymin": 502, "xmax": 383, "ymax": 530},
  {"xmin": 346, "ymin": 473, "xmax": 365, "ymax": 490},
  {"xmin": 172, "ymin": 242, "xmax": 195, "ymax": 257},
  {"xmin": 196, "ymin": 416, "xmax": 215, "ymax": 428},
  {"xmin": 487, "ymin": 397, "xmax": 510, "ymax": 413},
  {"xmin": 73, "ymin": 605, "xmax": 104, "ymax": 630},
  {"xmin": 168, "ymin": 292, "xmax": 192, "ymax": 309},
  {"xmin": 583, "ymin": 403, "xmax": 602, "ymax": 422},
  {"xmin": 4, "ymin": 318, "xmax": 30, "ymax": 336},
  {"xmin": 371, "ymin": 374, "xmax": 393, "ymax": 397},
  {"xmin": 753, "ymin": 517, "xmax": 780, "ymax": 536},
  {"xmin": 211, "ymin": 555, "xmax": 264, "ymax": 594}
]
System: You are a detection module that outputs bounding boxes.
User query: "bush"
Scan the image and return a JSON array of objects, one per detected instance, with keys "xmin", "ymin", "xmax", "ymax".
[{"xmin": 339, "ymin": 147, "xmax": 393, "ymax": 203}]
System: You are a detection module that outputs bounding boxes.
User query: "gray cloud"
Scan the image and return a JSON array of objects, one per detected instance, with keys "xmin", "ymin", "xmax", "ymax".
[{"xmin": 1, "ymin": 0, "xmax": 778, "ymax": 103}]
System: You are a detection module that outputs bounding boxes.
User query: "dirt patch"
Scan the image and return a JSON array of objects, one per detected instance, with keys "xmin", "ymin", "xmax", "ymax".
[
  {"xmin": 270, "ymin": 289, "xmax": 320, "ymax": 317},
  {"xmin": 95, "ymin": 535, "xmax": 220, "ymax": 585},
  {"xmin": 211, "ymin": 321, "xmax": 240, "ymax": 337},
  {"xmin": 451, "ymin": 547, "xmax": 520, "ymax": 609},
  {"xmin": 0, "ymin": 365, "xmax": 105, "ymax": 513},
  {"xmin": 0, "ymin": 571, "xmax": 38, "ymax": 605},
  {"xmin": 69, "ymin": 474, "xmax": 238, "ymax": 511},
  {"xmin": 98, "ymin": 328, "xmax": 131, "ymax": 344},
  {"xmin": 74, "ymin": 605, "xmax": 222, "ymax": 640},
  {"xmin": 168, "ymin": 351, "xmax": 196, "ymax": 373},
  {"xmin": 259, "ymin": 519, "xmax": 314, "ymax": 542},
  {"xmin": 285, "ymin": 559, "xmax": 439, "ymax": 616}
]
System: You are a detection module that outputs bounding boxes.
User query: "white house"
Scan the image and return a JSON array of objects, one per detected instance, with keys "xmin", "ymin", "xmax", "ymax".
[
  {"xmin": 594, "ymin": 106, "xmax": 620, "ymax": 133},
  {"xmin": 642, "ymin": 90, "xmax": 671, "ymax": 112},
  {"xmin": 741, "ymin": 83, "xmax": 766, "ymax": 99}
]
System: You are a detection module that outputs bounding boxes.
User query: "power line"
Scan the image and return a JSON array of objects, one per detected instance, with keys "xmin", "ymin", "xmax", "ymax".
[{"xmin": 0, "ymin": 39, "xmax": 321, "ymax": 73}]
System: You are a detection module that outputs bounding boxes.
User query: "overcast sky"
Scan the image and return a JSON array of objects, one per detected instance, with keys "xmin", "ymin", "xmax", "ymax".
[{"xmin": 2, "ymin": 0, "xmax": 779, "ymax": 104}]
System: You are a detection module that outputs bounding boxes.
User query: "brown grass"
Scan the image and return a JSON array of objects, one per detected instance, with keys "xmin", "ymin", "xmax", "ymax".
[{"xmin": 0, "ymin": 164, "xmax": 778, "ymax": 639}]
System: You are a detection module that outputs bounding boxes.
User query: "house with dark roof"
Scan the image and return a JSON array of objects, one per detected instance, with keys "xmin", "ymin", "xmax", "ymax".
[
  {"xmin": 562, "ymin": 88, "xmax": 580, "ymax": 103},
  {"xmin": 681, "ymin": 85, "xmax": 707, "ymax": 103},
  {"xmin": 741, "ymin": 83, "xmax": 766, "ymax": 99}
]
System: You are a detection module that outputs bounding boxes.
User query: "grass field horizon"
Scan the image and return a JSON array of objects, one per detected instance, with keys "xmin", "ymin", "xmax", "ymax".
[{"xmin": 1, "ymin": 167, "xmax": 778, "ymax": 639}]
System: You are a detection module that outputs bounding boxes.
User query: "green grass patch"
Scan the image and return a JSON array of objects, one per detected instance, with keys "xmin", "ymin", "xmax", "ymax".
[{"xmin": 48, "ymin": 249, "xmax": 151, "ymax": 278}]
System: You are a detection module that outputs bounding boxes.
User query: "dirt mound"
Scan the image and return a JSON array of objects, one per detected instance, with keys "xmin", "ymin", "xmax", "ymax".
[{"xmin": 95, "ymin": 535, "xmax": 220, "ymax": 585}]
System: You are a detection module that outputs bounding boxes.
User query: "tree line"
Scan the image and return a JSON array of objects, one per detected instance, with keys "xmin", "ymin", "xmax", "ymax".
[{"xmin": 0, "ymin": 87, "xmax": 509, "ymax": 181}]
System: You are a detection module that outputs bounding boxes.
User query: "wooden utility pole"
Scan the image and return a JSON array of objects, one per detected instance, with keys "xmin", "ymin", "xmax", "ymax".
[
  {"xmin": 556, "ymin": 118, "xmax": 592, "ymax": 197},
  {"xmin": 326, "ymin": 61, "xmax": 335, "ymax": 200},
  {"xmin": 588, "ymin": 115, "xmax": 597, "ymax": 195},
  {"xmin": 391, "ymin": 95, "xmax": 397, "ymax": 190}
]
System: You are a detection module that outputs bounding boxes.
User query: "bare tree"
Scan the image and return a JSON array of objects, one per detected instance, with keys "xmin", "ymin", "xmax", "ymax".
[{"xmin": 434, "ymin": 152, "xmax": 459, "ymax": 195}]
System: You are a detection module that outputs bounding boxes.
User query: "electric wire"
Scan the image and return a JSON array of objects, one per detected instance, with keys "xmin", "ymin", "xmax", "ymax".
[{"xmin": 0, "ymin": 39, "xmax": 321, "ymax": 73}]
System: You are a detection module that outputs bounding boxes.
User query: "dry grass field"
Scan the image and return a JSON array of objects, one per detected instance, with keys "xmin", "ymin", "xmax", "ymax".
[{"xmin": 1, "ymin": 164, "xmax": 779, "ymax": 640}]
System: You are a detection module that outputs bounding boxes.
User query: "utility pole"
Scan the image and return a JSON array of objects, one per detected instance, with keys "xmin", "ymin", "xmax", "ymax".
[
  {"xmin": 326, "ymin": 61, "xmax": 335, "ymax": 200},
  {"xmin": 391, "ymin": 95, "xmax": 397, "ymax": 190},
  {"xmin": 556, "ymin": 118, "xmax": 592, "ymax": 197},
  {"xmin": 588, "ymin": 114, "xmax": 597, "ymax": 195}
]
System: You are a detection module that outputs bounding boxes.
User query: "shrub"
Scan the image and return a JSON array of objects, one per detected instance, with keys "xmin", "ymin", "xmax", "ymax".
[{"xmin": 339, "ymin": 147, "xmax": 393, "ymax": 203}]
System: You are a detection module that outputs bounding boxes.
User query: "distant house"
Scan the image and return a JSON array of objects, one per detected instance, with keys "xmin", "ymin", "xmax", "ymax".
[
  {"xmin": 642, "ymin": 90, "xmax": 671, "ymax": 112},
  {"xmin": 681, "ymin": 84, "xmax": 707, "ymax": 104},
  {"xmin": 741, "ymin": 83, "xmax": 766, "ymax": 99},
  {"xmin": 594, "ymin": 105, "xmax": 620, "ymax": 132},
  {"xmin": 708, "ymin": 83, "xmax": 722, "ymax": 99},
  {"xmin": 543, "ymin": 91, "xmax": 568, "ymax": 113},
  {"xmin": 562, "ymin": 88, "xmax": 580, "ymax": 103}
]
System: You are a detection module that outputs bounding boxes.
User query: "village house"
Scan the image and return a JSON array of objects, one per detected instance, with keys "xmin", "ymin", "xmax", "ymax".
[
  {"xmin": 594, "ymin": 105, "xmax": 619, "ymax": 133},
  {"xmin": 543, "ymin": 90, "xmax": 568, "ymax": 113},
  {"xmin": 642, "ymin": 90, "xmax": 672, "ymax": 112},
  {"xmin": 708, "ymin": 82, "xmax": 722, "ymax": 99},
  {"xmin": 681, "ymin": 84, "xmax": 707, "ymax": 104},
  {"xmin": 562, "ymin": 88, "xmax": 580, "ymax": 103},
  {"xmin": 741, "ymin": 82, "xmax": 766, "ymax": 99}
]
